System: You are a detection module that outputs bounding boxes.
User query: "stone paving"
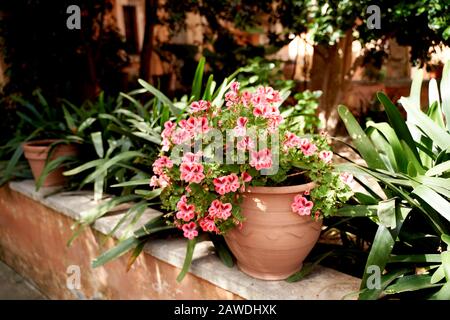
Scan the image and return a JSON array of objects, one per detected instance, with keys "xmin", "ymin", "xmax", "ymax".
[{"xmin": 0, "ymin": 260, "xmax": 46, "ymax": 300}]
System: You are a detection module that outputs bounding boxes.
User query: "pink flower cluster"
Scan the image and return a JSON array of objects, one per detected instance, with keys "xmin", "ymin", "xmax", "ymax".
[
  {"xmin": 291, "ymin": 194, "xmax": 314, "ymax": 216},
  {"xmin": 180, "ymin": 153, "xmax": 205, "ymax": 184},
  {"xmin": 208, "ymin": 199, "xmax": 233, "ymax": 220},
  {"xmin": 190, "ymin": 100, "xmax": 211, "ymax": 113},
  {"xmin": 250, "ymin": 148, "xmax": 273, "ymax": 170},
  {"xmin": 213, "ymin": 173, "xmax": 240, "ymax": 195},
  {"xmin": 150, "ymin": 156, "xmax": 174, "ymax": 187}
]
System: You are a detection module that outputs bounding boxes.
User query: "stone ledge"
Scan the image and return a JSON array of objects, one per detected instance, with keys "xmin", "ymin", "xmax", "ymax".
[{"xmin": 8, "ymin": 180, "xmax": 360, "ymax": 300}]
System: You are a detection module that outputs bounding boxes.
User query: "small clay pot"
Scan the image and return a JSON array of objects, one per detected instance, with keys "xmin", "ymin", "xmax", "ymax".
[
  {"xmin": 22, "ymin": 139, "xmax": 78, "ymax": 187},
  {"xmin": 224, "ymin": 182, "xmax": 322, "ymax": 280}
]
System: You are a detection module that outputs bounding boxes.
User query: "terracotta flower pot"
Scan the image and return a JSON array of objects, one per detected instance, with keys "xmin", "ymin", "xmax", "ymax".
[
  {"xmin": 224, "ymin": 182, "xmax": 322, "ymax": 280},
  {"xmin": 22, "ymin": 139, "xmax": 78, "ymax": 187}
]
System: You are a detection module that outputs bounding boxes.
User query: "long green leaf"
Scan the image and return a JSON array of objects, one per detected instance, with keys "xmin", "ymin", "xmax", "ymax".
[
  {"xmin": 383, "ymin": 274, "xmax": 440, "ymax": 295},
  {"xmin": 377, "ymin": 92, "xmax": 422, "ymax": 162},
  {"xmin": 110, "ymin": 179, "xmax": 151, "ymax": 188},
  {"xmin": 80, "ymin": 194, "xmax": 140, "ymax": 225},
  {"xmin": 82, "ymin": 151, "xmax": 145, "ymax": 184},
  {"xmin": 138, "ymin": 79, "xmax": 181, "ymax": 115},
  {"xmin": 177, "ymin": 238, "xmax": 198, "ymax": 282},
  {"xmin": 63, "ymin": 159, "xmax": 104, "ymax": 176},
  {"xmin": 92, "ymin": 236, "xmax": 139, "ymax": 268},
  {"xmin": 338, "ymin": 105, "xmax": 386, "ymax": 170},
  {"xmin": 412, "ymin": 185, "xmax": 450, "ymax": 222},
  {"xmin": 191, "ymin": 57, "xmax": 205, "ymax": 101},
  {"xmin": 35, "ymin": 155, "xmax": 77, "ymax": 191},
  {"xmin": 440, "ymin": 60, "xmax": 450, "ymax": 131}
]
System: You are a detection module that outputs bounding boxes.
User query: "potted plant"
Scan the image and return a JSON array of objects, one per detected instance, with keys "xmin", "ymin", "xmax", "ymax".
[
  {"xmin": 22, "ymin": 139, "xmax": 78, "ymax": 187},
  {"xmin": 0, "ymin": 91, "xmax": 90, "ymax": 188},
  {"xmin": 150, "ymin": 82, "xmax": 353, "ymax": 280}
]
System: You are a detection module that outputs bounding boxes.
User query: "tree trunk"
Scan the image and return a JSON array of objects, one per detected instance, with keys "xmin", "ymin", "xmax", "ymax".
[
  {"xmin": 139, "ymin": 0, "xmax": 157, "ymax": 82},
  {"xmin": 309, "ymin": 30, "xmax": 355, "ymax": 135}
]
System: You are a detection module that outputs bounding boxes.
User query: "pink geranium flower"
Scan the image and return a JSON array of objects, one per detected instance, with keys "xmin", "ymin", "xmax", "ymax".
[
  {"xmin": 171, "ymin": 129, "xmax": 191, "ymax": 145},
  {"xmin": 230, "ymin": 81, "xmax": 240, "ymax": 93},
  {"xmin": 250, "ymin": 148, "xmax": 273, "ymax": 170},
  {"xmin": 227, "ymin": 174, "xmax": 240, "ymax": 192},
  {"xmin": 257, "ymin": 86, "xmax": 281, "ymax": 104},
  {"xmin": 284, "ymin": 132, "xmax": 301, "ymax": 150},
  {"xmin": 208, "ymin": 200, "xmax": 232, "ymax": 220},
  {"xmin": 319, "ymin": 150, "xmax": 333, "ymax": 164},
  {"xmin": 182, "ymin": 222, "xmax": 198, "ymax": 239},
  {"xmin": 176, "ymin": 199, "xmax": 196, "ymax": 222},
  {"xmin": 190, "ymin": 100, "xmax": 210, "ymax": 113},
  {"xmin": 241, "ymin": 172, "xmax": 252, "ymax": 182},
  {"xmin": 149, "ymin": 173, "xmax": 170, "ymax": 188},
  {"xmin": 291, "ymin": 195, "xmax": 314, "ymax": 216},
  {"xmin": 213, "ymin": 176, "xmax": 230, "ymax": 195},
  {"xmin": 180, "ymin": 162, "xmax": 205, "ymax": 184},
  {"xmin": 233, "ymin": 117, "xmax": 248, "ymax": 136},
  {"xmin": 213, "ymin": 174, "xmax": 240, "ymax": 195},
  {"xmin": 241, "ymin": 91, "xmax": 252, "ymax": 107},
  {"xmin": 152, "ymin": 156, "xmax": 173, "ymax": 175},
  {"xmin": 162, "ymin": 121, "xmax": 175, "ymax": 139},
  {"xmin": 199, "ymin": 217, "xmax": 218, "ymax": 233},
  {"xmin": 299, "ymin": 138, "xmax": 317, "ymax": 156},
  {"xmin": 237, "ymin": 136, "xmax": 255, "ymax": 151},
  {"xmin": 340, "ymin": 172, "xmax": 354, "ymax": 187}
]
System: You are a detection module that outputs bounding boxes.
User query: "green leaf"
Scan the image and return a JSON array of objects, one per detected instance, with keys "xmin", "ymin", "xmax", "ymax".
[
  {"xmin": 442, "ymin": 234, "xmax": 450, "ymax": 246},
  {"xmin": 35, "ymin": 155, "xmax": 76, "ymax": 191},
  {"xmin": 377, "ymin": 92, "xmax": 421, "ymax": 162},
  {"xmin": 377, "ymin": 198, "xmax": 396, "ymax": 229},
  {"xmin": 360, "ymin": 224, "xmax": 395, "ymax": 293},
  {"xmin": 202, "ymin": 74, "xmax": 215, "ymax": 101},
  {"xmin": 429, "ymin": 281, "xmax": 450, "ymax": 300},
  {"xmin": 133, "ymin": 214, "xmax": 168, "ymax": 238},
  {"xmin": 210, "ymin": 234, "xmax": 234, "ymax": 268},
  {"xmin": 412, "ymin": 185, "xmax": 450, "ymax": 222},
  {"xmin": 177, "ymin": 238, "xmax": 198, "ymax": 282},
  {"xmin": 191, "ymin": 57, "xmax": 205, "ymax": 101},
  {"xmin": 82, "ymin": 151, "xmax": 145, "ymax": 184},
  {"xmin": 134, "ymin": 188, "xmax": 162, "ymax": 200},
  {"xmin": 93, "ymin": 172, "xmax": 106, "ymax": 202},
  {"xmin": 126, "ymin": 239, "xmax": 147, "ymax": 271},
  {"xmin": 440, "ymin": 60, "xmax": 450, "ymax": 131},
  {"xmin": 106, "ymin": 201, "xmax": 148, "ymax": 240},
  {"xmin": 63, "ymin": 159, "xmax": 104, "ymax": 176},
  {"xmin": 138, "ymin": 79, "xmax": 181, "ymax": 115},
  {"xmin": 388, "ymin": 254, "xmax": 442, "ymax": 264},
  {"xmin": 399, "ymin": 68, "xmax": 423, "ymax": 111},
  {"xmin": 367, "ymin": 122, "xmax": 407, "ymax": 172},
  {"xmin": 338, "ymin": 105, "xmax": 386, "ymax": 170},
  {"xmin": 78, "ymin": 117, "xmax": 96, "ymax": 133},
  {"xmin": 358, "ymin": 268, "xmax": 410, "ymax": 300},
  {"xmin": 334, "ymin": 204, "xmax": 378, "ymax": 217},
  {"xmin": 426, "ymin": 160, "xmax": 450, "ymax": 177},
  {"xmin": 110, "ymin": 179, "xmax": 151, "ymax": 188},
  {"xmin": 91, "ymin": 132, "xmax": 104, "ymax": 158},
  {"xmin": 405, "ymin": 106, "xmax": 450, "ymax": 151},
  {"xmin": 62, "ymin": 106, "xmax": 76, "ymax": 132},
  {"xmin": 92, "ymin": 236, "xmax": 139, "ymax": 268},
  {"xmin": 431, "ymin": 265, "xmax": 445, "ymax": 284},
  {"xmin": 80, "ymin": 194, "xmax": 140, "ymax": 225},
  {"xmin": 383, "ymin": 274, "xmax": 440, "ymax": 295}
]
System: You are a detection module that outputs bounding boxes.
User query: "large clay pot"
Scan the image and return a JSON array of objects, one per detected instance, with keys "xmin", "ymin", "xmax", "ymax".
[
  {"xmin": 224, "ymin": 182, "xmax": 322, "ymax": 280},
  {"xmin": 22, "ymin": 139, "xmax": 78, "ymax": 187}
]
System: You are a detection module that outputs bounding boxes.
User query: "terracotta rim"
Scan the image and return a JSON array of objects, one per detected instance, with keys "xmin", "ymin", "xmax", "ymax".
[
  {"xmin": 246, "ymin": 181, "xmax": 316, "ymax": 194},
  {"xmin": 22, "ymin": 139, "xmax": 63, "ymax": 152}
]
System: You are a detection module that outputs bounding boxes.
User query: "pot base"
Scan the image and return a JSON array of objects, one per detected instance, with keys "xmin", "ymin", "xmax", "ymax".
[{"xmin": 236, "ymin": 261, "xmax": 302, "ymax": 281}]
